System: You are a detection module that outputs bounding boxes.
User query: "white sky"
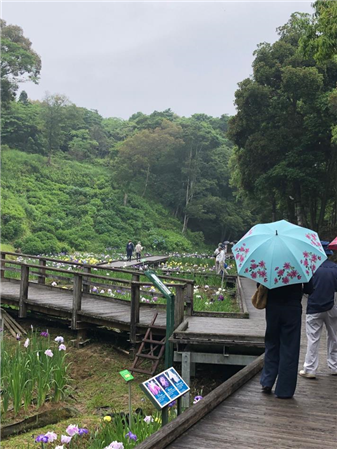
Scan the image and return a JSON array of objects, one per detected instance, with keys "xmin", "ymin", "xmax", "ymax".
[{"xmin": 2, "ymin": 1, "xmax": 314, "ymax": 119}]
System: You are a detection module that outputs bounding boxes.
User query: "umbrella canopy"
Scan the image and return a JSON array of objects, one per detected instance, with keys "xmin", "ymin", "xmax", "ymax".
[
  {"xmin": 328, "ymin": 237, "xmax": 337, "ymax": 251},
  {"xmin": 232, "ymin": 220, "xmax": 327, "ymax": 289}
]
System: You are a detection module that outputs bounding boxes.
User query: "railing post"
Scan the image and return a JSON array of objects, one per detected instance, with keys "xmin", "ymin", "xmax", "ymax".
[
  {"xmin": 174, "ymin": 285, "xmax": 185, "ymax": 328},
  {"xmin": 38, "ymin": 258, "xmax": 46, "ymax": 285},
  {"xmin": 19, "ymin": 265, "xmax": 29, "ymax": 318},
  {"xmin": 185, "ymin": 283, "xmax": 194, "ymax": 316},
  {"xmin": 130, "ymin": 274, "xmax": 140, "ymax": 346},
  {"xmin": 83, "ymin": 265, "xmax": 91, "ymax": 294},
  {"xmin": 72, "ymin": 274, "xmax": 82, "ymax": 330},
  {"xmin": 1, "ymin": 252, "xmax": 6, "ymax": 280},
  {"xmin": 181, "ymin": 352, "xmax": 191, "ymax": 408}
]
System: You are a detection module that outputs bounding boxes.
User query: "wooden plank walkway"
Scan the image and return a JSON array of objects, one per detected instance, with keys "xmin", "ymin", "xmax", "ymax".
[
  {"xmin": 0, "ymin": 280, "xmax": 166, "ymax": 330},
  {"xmin": 172, "ymin": 278, "xmax": 266, "ymax": 347},
  {"xmin": 167, "ymin": 296, "xmax": 337, "ymax": 448},
  {"xmin": 1, "ymin": 277, "xmax": 264, "ymax": 346},
  {"xmin": 100, "ymin": 255, "xmax": 169, "ymax": 269}
]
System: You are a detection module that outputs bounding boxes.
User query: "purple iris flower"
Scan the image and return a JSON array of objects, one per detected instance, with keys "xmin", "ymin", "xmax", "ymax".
[
  {"xmin": 218, "ymin": 295, "xmax": 224, "ymax": 301},
  {"xmin": 35, "ymin": 434, "xmax": 49, "ymax": 443},
  {"xmin": 40, "ymin": 331, "xmax": 49, "ymax": 337},
  {"xmin": 193, "ymin": 395, "xmax": 203, "ymax": 404},
  {"xmin": 78, "ymin": 428, "xmax": 89, "ymax": 435},
  {"xmin": 125, "ymin": 431, "xmax": 137, "ymax": 441},
  {"xmin": 168, "ymin": 400, "xmax": 176, "ymax": 407}
]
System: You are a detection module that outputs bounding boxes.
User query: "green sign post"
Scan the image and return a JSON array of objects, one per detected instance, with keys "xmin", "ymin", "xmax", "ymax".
[
  {"xmin": 144, "ymin": 270, "xmax": 175, "ymax": 369},
  {"xmin": 119, "ymin": 370, "xmax": 134, "ymax": 429}
]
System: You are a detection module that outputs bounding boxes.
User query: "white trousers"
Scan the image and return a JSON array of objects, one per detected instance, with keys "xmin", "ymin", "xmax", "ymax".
[{"xmin": 303, "ymin": 305, "xmax": 337, "ymax": 374}]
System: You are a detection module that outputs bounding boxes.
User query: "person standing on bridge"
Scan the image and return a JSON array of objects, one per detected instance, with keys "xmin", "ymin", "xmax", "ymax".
[
  {"xmin": 135, "ymin": 241, "xmax": 143, "ymax": 262},
  {"xmin": 260, "ymin": 280, "xmax": 314, "ymax": 398},
  {"xmin": 299, "ymin": 241, "xmax": 337, "ymax": 378},
  {"xmin": 126, "ymin": 240, "xmax": 134, "ymax": 261}
]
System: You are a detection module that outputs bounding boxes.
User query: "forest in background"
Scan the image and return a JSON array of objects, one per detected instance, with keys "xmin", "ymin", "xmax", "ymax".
[{"xmin": 1, "ymin": 1, "xmax": 336, "ymax": 255}]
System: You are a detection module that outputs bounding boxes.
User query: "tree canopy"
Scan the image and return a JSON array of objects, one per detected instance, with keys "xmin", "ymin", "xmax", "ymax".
[
  {"xmin": 0, "ymin": 19, "xmax": 41, "ymax": 106},
  {"xmin": 228, "ymin": 8, "xmax": 337, "ymax": 236}
]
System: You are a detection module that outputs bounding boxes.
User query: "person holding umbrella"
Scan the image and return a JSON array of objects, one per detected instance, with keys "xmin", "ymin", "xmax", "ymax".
[
  {"xmin": 299, "ymin": 241, "xmax": 337, "ymax": 378},
  {"xmin": 232, "ymin": 220, "xmax": 326, "ymax": 399}
]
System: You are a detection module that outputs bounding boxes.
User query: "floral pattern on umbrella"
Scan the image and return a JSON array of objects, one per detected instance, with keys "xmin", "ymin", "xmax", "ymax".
[
  {"xmin": 305, "ymin": 233, "xmax": 321, "ymax": 248},
  {"xmin": 232, "ymin": 220, "xmax": 327, "ymax": 289},
  {"xmin": 273, "ymin": 263, "xmax": 301, "ymax": 286},
  {"xmin": 234, "ymin": 243, "xmax": 250, "ymax": 268},
  {"xmin": 244, "ymin": 260, "xmax": 268, "ymax": 283},
  {"xmin": 300, "ymin": 251, "xmax": 322, "ymax": 276}
]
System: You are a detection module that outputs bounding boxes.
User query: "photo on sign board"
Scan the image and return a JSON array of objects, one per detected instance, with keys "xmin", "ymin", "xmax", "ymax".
[
  {"xmin": 155, "ymin": 373, "xmax": 180, "ymax": 400},
  {"xmin": 144, "ymin": 379, "xmax": 171, "ymax": 408},
  {"xmin": 166, "ymin": 368, "xmax": 189, "ymax": 394}
]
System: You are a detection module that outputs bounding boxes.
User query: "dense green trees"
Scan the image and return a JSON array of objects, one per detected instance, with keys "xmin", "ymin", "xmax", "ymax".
[
  {"xmin": 2, "ymin": 104, "xmax": 247, "ymax": 249},
  {"xmin": 2, "ymin": 5, "xmax": 336, "ymax": 255},
  {"xmin": 300, "ymin": 1, "xmax": 337, "ymax": 62},
  {"xmin": 228, "ymin": 6, "xmax": 337, "ymax": 236},
  {"xmin": 0, "ymin": 20, "xmax": 41, "ymax": 106}
]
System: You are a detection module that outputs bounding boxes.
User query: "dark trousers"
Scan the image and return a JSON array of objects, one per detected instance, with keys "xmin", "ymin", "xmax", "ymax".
[
  {"xmin": 127, "ymin": 251, "xmax": 132, "ymax": 261},
  {"xmin": 260, "ymin": 303, "xmax": 302, "ymax": 398},
  {"xmin": 136, "ymin": 252, "xmax": 141, "ymax": 261}
]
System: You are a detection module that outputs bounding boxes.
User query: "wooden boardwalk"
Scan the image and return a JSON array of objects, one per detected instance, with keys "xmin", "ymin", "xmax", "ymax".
[
  {"xmin": 166, "ymin": 296, "xmax": 337, "ymax": 449},
  {"xmin": 100, "ymin": 255, "xmax": 169, "ymax": 269},
  {"xmin": 0, "ymin": 280, "xmax": 166, "ymax": 331},
  {"xmin": 1, "ymin": 276, "xmax": 264, "ymax": 347},
  {"xmin": 172, "ymin": 277, "xmax": 265, "ymax": 347}
]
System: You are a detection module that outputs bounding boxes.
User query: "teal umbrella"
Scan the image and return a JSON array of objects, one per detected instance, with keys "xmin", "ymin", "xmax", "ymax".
[{"xmin": 232, "ymin": 220, "xmax": 327, "ymax": 289}]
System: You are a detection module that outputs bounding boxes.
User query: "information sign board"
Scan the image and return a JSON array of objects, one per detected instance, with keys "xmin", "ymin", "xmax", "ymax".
[
  {"xmin": 119, "ymin": 369, "xmax": 134, "ymax": 382},
  {"xmin": 140, "ymin": 367, "xmax": 189, "ymax": 410}
]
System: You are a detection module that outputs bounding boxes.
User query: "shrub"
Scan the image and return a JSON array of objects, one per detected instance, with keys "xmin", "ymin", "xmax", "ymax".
[{"xmin": 21, "ymin": 232, "xmax": 61, "ymax": 255}]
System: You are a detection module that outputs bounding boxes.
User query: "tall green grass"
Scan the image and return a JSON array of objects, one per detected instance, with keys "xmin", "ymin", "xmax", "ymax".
[{"xmin": 1, "ymin": 330, "xmax": 70, "ymax": 418}]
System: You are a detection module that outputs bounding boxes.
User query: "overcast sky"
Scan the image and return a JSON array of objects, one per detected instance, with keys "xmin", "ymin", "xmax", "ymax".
[{"xmin": 2, "ymin": 1, "xmax": 314, "ymax": 119}]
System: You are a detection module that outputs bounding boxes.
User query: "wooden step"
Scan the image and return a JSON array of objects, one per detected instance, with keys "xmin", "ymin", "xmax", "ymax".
[
  {"xmin": 135, "ymin": 353, "xmax": 160, "ymax": 360},
  {"xmin": 143, "ymin": 339, "xmax": 165, "ymax": 345}
]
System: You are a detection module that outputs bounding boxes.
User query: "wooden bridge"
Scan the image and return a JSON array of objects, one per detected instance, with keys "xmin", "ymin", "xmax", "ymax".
[
  {"xmin": 0, "ymin": 253, "xmax": 259, "ymax": 349},
  {"xmin": 0, "ymin": 252, "xmax": 193, "ymax": 344},
  {"xmin": 137, "ymin": 302, "xmax": 337, "ymax": 448},
  {"xmin": 99, "ymin": 255, "xmax": 169, "ymax": 269},
  {"xmin": 2, "ymin": 252, "xmax": 334, "ymax": 447}
]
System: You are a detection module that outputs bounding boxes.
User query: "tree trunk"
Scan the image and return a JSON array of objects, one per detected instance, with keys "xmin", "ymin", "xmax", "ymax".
[
  {"xmin": 182, "ymin": 214, "xmax": 189, "ymax": 233},
  {"xmin": 123, "ymin": 192, "xmax": 128, "ymax": 206},
  {"xmin": 142, "ymin": 164, "xmax": 150, "ymax": 197}
]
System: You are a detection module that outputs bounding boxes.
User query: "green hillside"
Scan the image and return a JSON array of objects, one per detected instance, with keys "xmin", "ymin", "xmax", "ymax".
[{"xmin": 1, "ymin": 148, "xmax": 203, "ymax": 254}]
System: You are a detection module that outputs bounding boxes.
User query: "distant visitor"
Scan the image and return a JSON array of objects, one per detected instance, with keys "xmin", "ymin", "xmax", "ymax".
[
  {"xmin": 135, "ymin": 241, "xmax": 143, "ymax": 262},
  {"xmin": 126, "ymin": 240, "xmax": 134, "ymax": 261}
]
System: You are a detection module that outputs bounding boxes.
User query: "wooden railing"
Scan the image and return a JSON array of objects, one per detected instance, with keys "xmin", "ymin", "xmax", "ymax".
[{"xmin": 0, "ymin": 252, "xmax": 195, "ymax": 343}]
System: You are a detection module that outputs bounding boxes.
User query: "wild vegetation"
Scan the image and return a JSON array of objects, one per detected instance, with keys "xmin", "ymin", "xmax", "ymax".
[
  {"xmin": 228, "ymin": 2, "xmax": 337, "ymax": 236},
  {"xmin": 1, "ymin": 2, "xmax": 336, "ymax": 448},
  {"xmin": 1, "ymin": 2, "xmax": 336, "ymax": 258}
]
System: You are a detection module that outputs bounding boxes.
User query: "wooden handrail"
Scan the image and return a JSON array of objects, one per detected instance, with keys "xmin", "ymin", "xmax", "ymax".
[
  {"xmin": 0, "ymin": 252, "xmax": 195, "ymax": 284},
  {"xmin": 0, "ymin": 259, "xmax": 188, "ymax": 288},
  {"xmin": 1, "ymin": 255, "xmax": 196, "ymax": 322}
]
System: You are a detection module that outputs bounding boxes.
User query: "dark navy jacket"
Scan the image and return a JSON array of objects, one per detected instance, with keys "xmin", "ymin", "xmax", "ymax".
[{"xmin": 306, "ymin": 260, "xmax": 337, "ymax": 314}]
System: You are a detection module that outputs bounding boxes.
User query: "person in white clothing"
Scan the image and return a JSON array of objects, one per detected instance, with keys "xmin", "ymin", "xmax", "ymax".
[
  {"xmin": 135, "ymin": 242, "xmax": 143, "ymax": 262},
  {"xmin": 213, "ymin": 243, "xmax": 222, "ymax": 272},
  {"xmin": 299, "ymin": 241, "xmax": 337, "ymax": 378},
  {"xmin": 215, "ymin": 246, "xmax": 226, "ymax": 275}
]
